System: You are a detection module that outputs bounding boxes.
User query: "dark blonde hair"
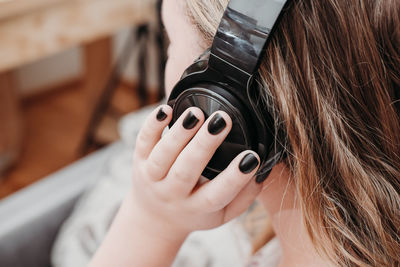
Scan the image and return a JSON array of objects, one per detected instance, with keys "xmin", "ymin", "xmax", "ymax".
[{"xmin": 186, "ymin": 0, "xmax": 400, "ymax": 266}]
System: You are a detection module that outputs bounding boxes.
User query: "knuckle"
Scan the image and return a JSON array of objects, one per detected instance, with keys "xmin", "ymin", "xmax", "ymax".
[
  {"xmin": 142, "ymin": 114, "xmax": 162, "ymax": 135},
  {"xmin": 193, "ymin": 133, "xmax": 213, "ymax": 153},
  {"xmin": 145, "ymin": 157, "xmax": 164, "ymax": 178},
  {"xmin": 153, "ymin": 183, "xmax": 173, "ymax": 203},
  {"xmin": 134, "ymin": 138, "xmax": 147, "ymax": 158},
  {"xmin": 161, "ymin": 135, "xmax": 179, "ymax": 152},
  {"xmin": 203, "ymin": 194, "xmax": 225, "ymax": 210},
  {"xmin": 230, "ymin": 177, "xmax": 247, "ymax": 191},
  {"xmin": 170, "ymin": 168, "xmax": 190, "ymax": 183},
  {"xmin": 136, "ymin": 130, "xmax": 150, "ymax": 148}
]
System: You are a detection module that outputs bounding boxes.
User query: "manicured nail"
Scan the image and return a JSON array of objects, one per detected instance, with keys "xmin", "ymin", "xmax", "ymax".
[
  {"xmin": 208, "ymin": 113, "xmax": 226, "ymax": 135},
  {"xmin": 256, "ymin": 169, "xmax": 271, "ymax": 184},
  {"xmin": 182, "ymin": 111, "xmax": 199, "ymax": 129},
  {"xmin": 156, "ymin": 107, "xmax": 167, "ymax": 121},
  {"xmin": 239, "ymin": 153, "xmax": 259, "ymax": 174}
]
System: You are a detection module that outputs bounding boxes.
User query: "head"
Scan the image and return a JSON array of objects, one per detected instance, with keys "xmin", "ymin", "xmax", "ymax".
[{"xmin": 162, "ymin": 0, "xmax": 400, "ymax": 266}]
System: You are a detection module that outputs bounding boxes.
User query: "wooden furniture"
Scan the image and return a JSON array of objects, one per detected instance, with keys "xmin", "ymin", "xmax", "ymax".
[
  {"xmin": 0, "ymin": 0, "xmax": 156, "ymax": 73},
  {"xmin": 0, "ymin": 71, "xmax": 23, "ymax": 176},
  {"xmin": 0, "ymin": 0, "xmax": 156, "ymax": 176}
]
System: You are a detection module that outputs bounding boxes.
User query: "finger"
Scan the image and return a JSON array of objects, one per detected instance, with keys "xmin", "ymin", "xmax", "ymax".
[
  {"xmin": 134, "ymin": 105, "xmax": 172, "ymax": 160},
  {"xmin": 188, "ymin": 151, "xmax": 260, "ymax": 212},
  {"xmin": 145, "ymin": 107, "xmax": 205, "ymax": 180},
  {"xmin": 161, "ymin": 111, "xmax": 232, "ymax": 196},
  {"xmin": 222, "ymin": 178, "xmax": 262, "ymax": 223}
]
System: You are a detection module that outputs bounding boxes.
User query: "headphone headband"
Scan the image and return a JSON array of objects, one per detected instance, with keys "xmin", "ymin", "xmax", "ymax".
[
  {"xmin": 168, "ymin": 0, "xmax": 290, "ymax": 179},
  {"xmin": 210, "ymin": 0, "xmax": 289, "ymax": 78}
]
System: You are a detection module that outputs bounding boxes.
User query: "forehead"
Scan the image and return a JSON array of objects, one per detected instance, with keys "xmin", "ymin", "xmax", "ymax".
[
  {"xmin": 161, "ymin": 0, "xmax": 166, "ymax": 24},
  {"xmin": 161, "ymin": 0, "xmax": 207, "ymax": 53}
]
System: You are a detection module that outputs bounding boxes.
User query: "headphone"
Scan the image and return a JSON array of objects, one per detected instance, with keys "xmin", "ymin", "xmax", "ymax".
[{"xmin": 167, "ymin": 0, "xmax": 290, "ymax": 180}]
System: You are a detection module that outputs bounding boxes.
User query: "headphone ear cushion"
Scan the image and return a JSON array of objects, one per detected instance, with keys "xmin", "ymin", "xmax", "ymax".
[{"xmin": 195, "ymin": 48, "xmax": 211, "ymax": 62}]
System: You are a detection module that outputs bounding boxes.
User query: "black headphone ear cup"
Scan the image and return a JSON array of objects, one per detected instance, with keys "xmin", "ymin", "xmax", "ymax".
[{"xmin": 170, "ymin": 85, "xmax": 257, "ymax": 179}]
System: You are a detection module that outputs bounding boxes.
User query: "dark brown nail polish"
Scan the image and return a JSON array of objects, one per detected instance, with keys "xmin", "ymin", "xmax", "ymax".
[
  {"xmin": 239, "ymin": 153, "xmax": 259, "ymax": 174},
  {"xmin": 256, "ymin": 169, "xmax": 271, "ymax": 184},
  {"xmin": 208, "ymin": 113, "xmax": 226, "ymax": 135},
  {"xmin": 182, "ymin": 111, "xmax": 199, "ymax": 129},
  {"xmin": 156, "ymin": 108, "xmax": 167, "ymax": 121}
]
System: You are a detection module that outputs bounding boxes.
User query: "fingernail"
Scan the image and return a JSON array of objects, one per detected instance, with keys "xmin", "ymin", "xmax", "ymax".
[
  {"xmin": 239, "ymin": 153, "xmax": 259, "ymax": 174},
  {"xmin": 256, "ymin": 169, "xmax": 271, "ymax": 184},
  {"xmin": 156, "ymin": 107, "xmax": 167, "ymax": 121},
  {"xmin": 182, "ymin": 111, "xmax": 199, "ymax": 129},
  {"xmin": 208, "ymin": 113, "xmax": 226, "ymax": 135}
]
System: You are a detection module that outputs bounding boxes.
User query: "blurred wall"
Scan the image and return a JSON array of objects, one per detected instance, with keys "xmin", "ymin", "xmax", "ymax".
[
  {"xmin": 15, "ymin": 27, "xmax": 160, "ymax": 98},
  {"xmin": 16, "ymin": 48, "xmax": 83, "ymax": 96},
  {"xmin": 113, "ymin": 27, "xmax": 160, "ymax": 92}
]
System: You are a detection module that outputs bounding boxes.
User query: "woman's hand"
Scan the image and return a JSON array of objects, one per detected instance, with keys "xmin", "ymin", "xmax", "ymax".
[{"xmin": 126, "ymin": 105, "xmax": 263, "ymax": 243}]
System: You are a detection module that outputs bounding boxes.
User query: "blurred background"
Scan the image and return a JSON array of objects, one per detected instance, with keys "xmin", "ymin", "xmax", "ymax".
[
  {"xmin": 0, "ymin": 1, "xmax": 270, "ymax": 267},
  {"xmin": 0, "ymin": 0, "xmax": 166, "ymax": 198}
]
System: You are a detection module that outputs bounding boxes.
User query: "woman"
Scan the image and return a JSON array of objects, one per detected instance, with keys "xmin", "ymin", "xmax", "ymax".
[{"xmin": 90, "ymin": 0, "xmax": 400, "ymax": 266}]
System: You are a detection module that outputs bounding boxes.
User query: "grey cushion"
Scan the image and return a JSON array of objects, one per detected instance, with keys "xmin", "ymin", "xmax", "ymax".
[{"xmin": 0, "ymin": 142, "xmax": 123, "ymax": 267}]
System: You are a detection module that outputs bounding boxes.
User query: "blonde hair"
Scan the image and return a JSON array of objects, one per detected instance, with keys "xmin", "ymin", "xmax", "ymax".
[{"xmin": 185, "ymin": 0, "xmax": 400, "ymax": 266}]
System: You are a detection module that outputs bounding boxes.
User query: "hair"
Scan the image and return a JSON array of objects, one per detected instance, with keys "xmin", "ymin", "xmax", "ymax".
[{"xmin": 185, "ymin": 0, "xmax": 400, "ymax": 266}]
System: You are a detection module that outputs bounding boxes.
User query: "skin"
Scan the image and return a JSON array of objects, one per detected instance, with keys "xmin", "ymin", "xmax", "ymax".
[{"xmin": 90, "ymin": 0, "xmax": 333, "ymax": 266}]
